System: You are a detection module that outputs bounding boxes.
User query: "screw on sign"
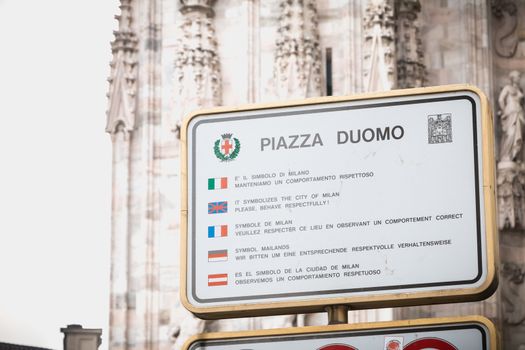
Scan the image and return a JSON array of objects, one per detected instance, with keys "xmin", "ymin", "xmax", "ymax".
[{"xmin": 403, "ymin": 338, "xmax": 458, "ymax": 350}]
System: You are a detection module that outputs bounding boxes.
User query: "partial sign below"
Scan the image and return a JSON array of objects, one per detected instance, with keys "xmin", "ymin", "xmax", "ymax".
[
  {"xmin": 182, "ymin": 316, "xmax": 497, "ymax": 350},
  {"xmin": 181, "ymin": 85, "xmax": 497, "ymax": 318}
]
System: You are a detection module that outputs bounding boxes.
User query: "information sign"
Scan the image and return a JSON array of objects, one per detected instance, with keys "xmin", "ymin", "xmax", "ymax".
[
  {"xmin": 182, "ymin": 316, "xmax": 497, "ymax": 350},
  {"xmin": 181, "ymin": 85, "xmax": 497, "ymax": 318}
]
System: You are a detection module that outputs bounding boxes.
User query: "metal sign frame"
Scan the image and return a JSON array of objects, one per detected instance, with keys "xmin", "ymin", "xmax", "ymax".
[
  {"xmin": 181, "ymin": 316, "xmax": 498, "ymax": 350},
  {"xmin": 180, "ymin": 85, "xmax": 498, "ymax": 319}
]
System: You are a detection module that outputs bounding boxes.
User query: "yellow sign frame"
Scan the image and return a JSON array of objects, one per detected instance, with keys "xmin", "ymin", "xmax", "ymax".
[
  {"xmin": 180, "ymin": 84, "xmax": 498, "ymax": 319},
  {"xmin": 181, "ymin": 315, "xmax": 498, "ymax": 350}
]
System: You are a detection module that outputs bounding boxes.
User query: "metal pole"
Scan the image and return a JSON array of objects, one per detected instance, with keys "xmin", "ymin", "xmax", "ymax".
[{"xmin": 325, "ymin": 305, "xmax": 349, "ymax": 325}]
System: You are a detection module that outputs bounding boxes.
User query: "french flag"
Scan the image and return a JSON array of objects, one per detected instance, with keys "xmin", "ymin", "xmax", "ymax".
[{"xmin": 208, "ymin": 225, "xmax": 228, "ymax": 238}]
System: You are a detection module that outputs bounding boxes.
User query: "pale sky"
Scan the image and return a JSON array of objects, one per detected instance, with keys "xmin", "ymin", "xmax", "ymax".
[{"xmin": 0, "ymin": 1, "xmax": 119, "ymax": 349}]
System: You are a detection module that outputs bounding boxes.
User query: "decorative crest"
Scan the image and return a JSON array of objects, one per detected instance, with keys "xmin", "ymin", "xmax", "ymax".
[{"xmin": 214, "ymin": 134, "xmax": 241, "ymax": 162}]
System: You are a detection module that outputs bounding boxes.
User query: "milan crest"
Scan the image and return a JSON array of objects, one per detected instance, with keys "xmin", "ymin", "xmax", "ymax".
[
  {"xmin": 385, "ymin": 339, "xmax": 402, "ymax": 350},
  {"xmin": 214, "ymin": 133, "xmax": 241, "ymax": 161}
]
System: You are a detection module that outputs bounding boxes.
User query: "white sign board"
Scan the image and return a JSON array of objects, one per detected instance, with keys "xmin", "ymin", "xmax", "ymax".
[
  {"xmin": 181, "ymin": 85, "xmax": 497, "ymax": 318},
  {"xmin": 183, "ymin": 317, "xmax": 497, "ymax": 350}
]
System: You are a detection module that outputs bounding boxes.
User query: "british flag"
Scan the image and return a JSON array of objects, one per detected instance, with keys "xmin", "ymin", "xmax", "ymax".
[{"xmin": 208, "ymin": 201, "xmax": 228, "ymax": 214}]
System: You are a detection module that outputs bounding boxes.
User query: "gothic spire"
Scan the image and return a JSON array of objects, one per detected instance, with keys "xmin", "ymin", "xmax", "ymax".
[{"xmin": 106, "ymin": 0, "xmax": 138, "ymax": 136}]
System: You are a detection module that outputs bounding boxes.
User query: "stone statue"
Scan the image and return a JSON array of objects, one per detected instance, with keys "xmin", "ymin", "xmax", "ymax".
[
  {"xmin": 499, "ymin": 70, "xmax": 525, "ymax": 163},
  {"xmin": 170, "ymin": 309, "xmax": 206, "ymax": 349},
  {"xmin": 491, "ymin": 0, "xmax": 519, "ymax": 58},
  {"xmin": 496, "ymin": 73, "xmax": 525, "ymax": 229},
  {"xmin": 501, "ymin": 262, "xmax": 525, "ymax": 325}
]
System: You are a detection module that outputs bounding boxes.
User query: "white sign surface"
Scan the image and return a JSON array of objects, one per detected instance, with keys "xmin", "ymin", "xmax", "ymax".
[
  {"xmin": 182, "ymin": 87, "xmax": 495, "ymax": 314},
  {"xmin": 184, "ymin": 319, "xmax": 494, "ymax": 350}
]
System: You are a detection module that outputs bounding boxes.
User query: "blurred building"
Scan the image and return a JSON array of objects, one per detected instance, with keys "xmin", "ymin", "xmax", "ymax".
[{"xmin": 105, "ymin": 0, "xmax": 525, "ymax": 349}]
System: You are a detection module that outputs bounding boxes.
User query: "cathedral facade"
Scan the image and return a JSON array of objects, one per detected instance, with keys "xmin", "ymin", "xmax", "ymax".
[{"xmin": 105, "ymin": 0, "xmax": 525, "ymax": 349}]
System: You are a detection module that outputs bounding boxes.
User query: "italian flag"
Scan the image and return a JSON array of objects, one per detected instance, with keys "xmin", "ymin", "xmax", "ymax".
[{"xmin": 208, "ymin": 177, "xmax": 228, "ymax": 190}]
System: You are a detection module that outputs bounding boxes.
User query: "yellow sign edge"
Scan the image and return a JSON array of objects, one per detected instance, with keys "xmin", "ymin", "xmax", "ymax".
[
  {"xmin": 180, "ymin": 84, "xmax": 498, "ymax": 319},
  {"xmin": 181, "ymin": 315, "xmax": 498, "ymax": 350}
]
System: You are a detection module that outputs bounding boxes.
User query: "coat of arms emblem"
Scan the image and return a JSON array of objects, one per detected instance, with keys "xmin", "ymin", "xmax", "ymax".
[
  {"xmin": 214, "ymin": 133, "xmax": 241, "ymax": 161},
  {"xmin": 384, "ymin": 337, "xmax": 403, "ymax": 350},
  {"xmin": 428, "ymin": 113, "xmax": 453, "ymax": 144},
  {"xmin": 385, "ymin": 340, "xmax": 401, "ymax": 350}
]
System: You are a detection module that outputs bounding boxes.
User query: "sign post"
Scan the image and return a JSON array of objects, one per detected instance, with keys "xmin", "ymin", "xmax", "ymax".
[
  {"xmin": 181, "ymin": 316, "xmax": 498, "ymax": 350},
  {"xmin": 180, "ymin": 85, "xmax": 497, "ymax": 319}
]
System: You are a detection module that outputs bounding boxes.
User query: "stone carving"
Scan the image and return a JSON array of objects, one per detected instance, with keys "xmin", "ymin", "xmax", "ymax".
[
  {"xmin": 499, "ymin": 71, "xmax": 525, "ymax": 163},
  {"xmin": 498, "ymin": 163, "xmax": 525, "ymax": 229},
  {"xmin": 497, "ymin": 71, "xmax": 525, "ymax": 229},
  {"xmin": 173, "ymin": 0, "xmax": 221, "ymax": 127},
  {"xmin": 273, "ymin": 0, "xmax": 322, "ymax": 99},
  {"xmin": 395, "ymin": 0, "xmax": 425, "ymax": 89},
  {"xmin": 363, "ymin": 0, "xmax": 426, "ymax": 91},
  {"xmin": 363, "ymin": 0, "xmax": 396, "ymax": 92},
  {"xmin": 501, "ymin": 262, "xmax": 525, "ymax": 325},
  {"xmin": 491, "ymin": 0, "xmax": 519, "ymax": 58},
  {"xmin": 170, "ymin": 309, "xmax": 206, "ymax": 350},
  {"xmin": 106, "ymin": 0, "xmax": 138, "ymax": 136},
  {"xmin": 171, "ymin": 1, "xmax": 221, "ymax": 347}
]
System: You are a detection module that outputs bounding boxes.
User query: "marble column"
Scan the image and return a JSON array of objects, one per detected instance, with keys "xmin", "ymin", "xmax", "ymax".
[
  {"xmin": 172, "ymin": 0, "xmax": 222, "ymax": 128},
  {"xmin": 395, "ymin": 0, "xmax": 425, "ymax": 88},
  {"xmin": 273, "ymin": 0, "xmax": 323, "ymax": 99},
  {"xmin": 106, "ymin": 1, "xmax": 138, "ymax": 349},
  {"xmin": 363, "ymin": 0, "xmax": 396, "ymax": 92},
  {"xmin": 170, "ymin": 1, "xmax": 221, "ymax": 348}
]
